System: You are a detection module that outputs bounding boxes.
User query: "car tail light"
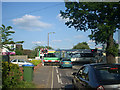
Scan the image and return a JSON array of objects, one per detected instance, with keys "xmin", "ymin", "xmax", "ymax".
[
  {"xmin": 71, "ymin": 62, "xmax": 72, "ymax": 64},
  {"xmin": 61, "ymin": 62, "xmax": 63, "ymax": 64},
  {"xmin": 97, "ymin": 85, "xmax": 104, "ymax": 90}
]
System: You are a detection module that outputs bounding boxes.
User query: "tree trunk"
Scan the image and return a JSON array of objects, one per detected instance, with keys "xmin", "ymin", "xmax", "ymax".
[{"xmin": 106, "ymin": 33, "xmax": 116, "ymax": 64}]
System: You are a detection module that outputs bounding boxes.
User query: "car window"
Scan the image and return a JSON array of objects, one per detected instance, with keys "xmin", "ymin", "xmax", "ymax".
[
  {"xmin": 78, "ymin": 66, "xmax": 89, "ymax": 81},
  {"xmin": 18, "ymin": 59, "xmax": 24, "ymax": 62},
  {"xmin": 12, "ymin": 59, "xmax": 17, "ymax": 62},
  {"xmin": 82, "ymin": 67, "xmax": 89, "ymax": 81},
  {"xmin": 95, "ymin": 65, "xmax": 120, "ymax": 83}
]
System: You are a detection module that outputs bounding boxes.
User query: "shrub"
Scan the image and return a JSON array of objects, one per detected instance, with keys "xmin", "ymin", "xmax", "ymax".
[
  {"xmin": 2, "ymin": 62, "xmax": 22, "ymax": 88},
  {"xmin": 30, "ymin": 60, "xmax": 41, "ymax": 66}
]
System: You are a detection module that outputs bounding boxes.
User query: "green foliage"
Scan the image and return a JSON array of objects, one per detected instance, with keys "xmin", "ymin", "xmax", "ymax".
[
  {"xmin": 16, "ymin": 41, "xmax": 24, "ymax": 44},
  {"xmin": 30, "ymin": 60, "xmax": 41, "ymax": 66},
  {"xmin": 2, "ymin": 62, "xmax": 22, "ymax": 88},
  {"xmin": 2, "ymin": 62, "xmax": 36, "ymax": 88},
  {"xmin": 28, "ymin": 50, "xmax": 37, "ymax": 58},
  {"xmin": 0, "ymin": 24, "xmax": 24, "ymax": 50},
  {"xmin": 60, "ymin": 2, "xmax": 120, "ymax": 62},
  {"xmin": 15, "ymin": 81, "xmax": 36, "ymax": 88},
  {"xmin": 15, "ymin": 48, "xmax": 23, "ymax": 55},
  {"xmin": 73, "ymin": 42, "xmax": 90, "ymax": 49},
  {"xmin": 0, "ymin": 24, "xmax": 15, "ymax": 45}
]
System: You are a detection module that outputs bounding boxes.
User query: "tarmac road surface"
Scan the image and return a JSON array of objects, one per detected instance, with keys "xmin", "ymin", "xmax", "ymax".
[{"xmin": 33, "ymin": 64, "xmax": 82, "ymax": 89}]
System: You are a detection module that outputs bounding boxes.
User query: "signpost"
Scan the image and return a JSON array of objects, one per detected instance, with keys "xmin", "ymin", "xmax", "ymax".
[{"xmin": 40, "ymin": 48, "xmax": 48, "ymax": 66}]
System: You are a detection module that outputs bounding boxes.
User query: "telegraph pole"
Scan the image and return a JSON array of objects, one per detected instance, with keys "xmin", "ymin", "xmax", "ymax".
[{"xmin": 48, "ymin": 32, "xmax": 55, "ymax": 49}]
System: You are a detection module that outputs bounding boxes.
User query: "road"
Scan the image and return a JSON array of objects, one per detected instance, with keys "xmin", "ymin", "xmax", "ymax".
[{"xmin": 33, "ymin": 64, "xmax": 82, "ymax": 89}]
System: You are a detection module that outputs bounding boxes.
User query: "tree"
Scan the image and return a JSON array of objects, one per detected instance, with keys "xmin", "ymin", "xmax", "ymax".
[
  {"xmin": 15, "ymin": 46, "xmax": 23, "ymax": 55},
  {"xmin": 1, "ymin": 24, "xmax": 15, "ymax": 45},
  {"xmin": 1, "ymin": 24, "xmax": 24, "ymax": 62},
  {"xmin": 60, "ymin": 2, "xmax": 120, "ymax": 63},
  {"xmin": 1, "ymin": 24, "xmax": 24, "ymax": 48},
  {"xmin": 73, "ymin": 42, "xmax": 90, "ymax": 49}
]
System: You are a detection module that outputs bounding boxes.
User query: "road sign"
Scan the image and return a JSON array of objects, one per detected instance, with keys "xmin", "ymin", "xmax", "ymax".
[{"xmin": 40, "ymin": 48, "xmax": 48, "ymax": 54}]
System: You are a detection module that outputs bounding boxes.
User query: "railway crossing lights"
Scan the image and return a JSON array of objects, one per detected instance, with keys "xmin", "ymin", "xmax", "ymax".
[{"xmin": 40, "ymin": 48, "xmax": 48, "ymax": 54}]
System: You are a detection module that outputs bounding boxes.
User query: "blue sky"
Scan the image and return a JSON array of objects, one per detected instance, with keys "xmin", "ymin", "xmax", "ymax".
[{"xmin": 2, "ymin": 1, "xmax": 118, "ymax": 50}]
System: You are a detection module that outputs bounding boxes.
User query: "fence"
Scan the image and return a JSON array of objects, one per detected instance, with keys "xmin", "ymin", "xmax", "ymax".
[
  {"xmin": 10, "ymin": 55, "xmax": 28, "ymax": 61},
  {"xmin": 2, "ymin": 55, "xmax": 28, "ymax": 62}
]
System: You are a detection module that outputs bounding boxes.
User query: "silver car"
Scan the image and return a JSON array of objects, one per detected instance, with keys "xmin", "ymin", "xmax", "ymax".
[{"xmin": 11, "ymin": 59, "xmax": 33, "ymax": 66}]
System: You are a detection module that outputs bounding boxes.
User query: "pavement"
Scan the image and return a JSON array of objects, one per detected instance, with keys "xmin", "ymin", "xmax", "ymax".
[{"xmin": 33, "ymin": 66, "xmax": 53, "ymax": 88}]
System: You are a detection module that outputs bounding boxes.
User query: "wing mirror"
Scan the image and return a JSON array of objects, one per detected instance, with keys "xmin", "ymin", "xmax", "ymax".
[{"xmin": 72, "ymin": 72, "xmax": 77, "ymax": 76}]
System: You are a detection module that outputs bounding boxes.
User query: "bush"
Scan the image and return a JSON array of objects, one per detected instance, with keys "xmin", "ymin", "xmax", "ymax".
[
  {"xmin": 2, "ymin": 62, "xmax": 22, "ymax": 88},
  {"xmin": 30, "ymin": 60, "xmax": 41, "ymax": 66}
]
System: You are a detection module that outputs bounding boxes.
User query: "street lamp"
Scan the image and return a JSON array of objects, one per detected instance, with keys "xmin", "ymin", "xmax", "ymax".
[{"xmin": 48, "ymin": 32, "xmax": 55, "ymax": 49}]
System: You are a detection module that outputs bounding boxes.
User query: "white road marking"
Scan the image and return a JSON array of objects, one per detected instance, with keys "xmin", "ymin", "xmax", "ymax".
[
  {"xmin": 51, "ymin": 67, "xmax": 54, "ymax": 89},
  {"xmin": 60, "ymin": 78, "xmax": 63, "ymax": 84},
  {"xmin": 59, "ymin": 73, "xmax": 62, "ymax": 77},
  {"xmin": 57, "ymin": 74, "xmax": 61, "ymax": 83},
  {"xmin": 57, "ymin": 73, "xmax": 63, "ymax": 85},
  {"xmin": 56, "ymin": 68, "xmax": 59, "ymax": 73}
]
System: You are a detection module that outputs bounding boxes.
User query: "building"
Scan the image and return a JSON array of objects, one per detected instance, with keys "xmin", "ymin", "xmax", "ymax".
[{"xmin": 2, "ymin": 44, "xmax": 23, "ymax": 55}]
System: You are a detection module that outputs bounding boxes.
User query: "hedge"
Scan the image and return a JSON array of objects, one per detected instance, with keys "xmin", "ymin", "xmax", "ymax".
[
  {"xmin": 29, "ymin": 60, "xmax": 42, "ymax": 66},
  {"xmin": 2, "ymin": 62, "xmax": 22, "ymax": 88}
]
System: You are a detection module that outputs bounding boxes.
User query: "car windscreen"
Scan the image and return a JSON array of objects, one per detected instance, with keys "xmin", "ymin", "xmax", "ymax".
[
  {"xmin": 94, "ymin": 65, "xmax": 120, "ymax": 84},
  {"xmin": 62, "ymin": 59, "xmax": 71, "ymax": 61},
  {"xmin": 44, "ymin": 53, "xmax": 56, "ymax": 57}
]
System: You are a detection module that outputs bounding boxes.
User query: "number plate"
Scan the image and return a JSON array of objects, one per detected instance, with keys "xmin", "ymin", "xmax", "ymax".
[{"xmin": 65, "ymin": 62, "xmax": 69, "ymax": 64}]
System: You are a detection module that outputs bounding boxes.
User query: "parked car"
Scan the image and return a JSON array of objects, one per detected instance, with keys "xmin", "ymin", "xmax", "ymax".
[
  {"xmin": 11, "ymin": 59, "xmax": 33, "ymax": 66},
  {"xmin": 72, "ymin": 63, "xmax": 120, "ymax": 89},
  {"xmin": 60, "ymin": 58, "xmax": 72, "ymax": 68}
]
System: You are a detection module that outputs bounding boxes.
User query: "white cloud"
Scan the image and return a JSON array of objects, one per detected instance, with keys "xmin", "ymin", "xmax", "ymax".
[
  {"xmin": 57, "ymin": 14, "xmax": 70, "ymax": 22},
  {"xmin": 52, "ymin": 40, "xmax": 62, "ymax": 43},
  {"xmin": 12, "ymin": 14, "xmax": 52, "ymax": 31},
  {"xmin": 32, "ymin": 41, "xmax": 46, "ymax": 44},
  {"xmin": 88, "ymin": 40, "xmax": 95, "ymax": 43},
  {"xmin": 32, "ymin": 41, "xmax": 41, "ymax": 44}
]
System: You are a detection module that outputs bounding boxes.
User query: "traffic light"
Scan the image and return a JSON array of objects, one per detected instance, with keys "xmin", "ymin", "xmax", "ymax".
[{"xmin": 91, "ymin": 49, "xmax": 97, "ymax": 53}]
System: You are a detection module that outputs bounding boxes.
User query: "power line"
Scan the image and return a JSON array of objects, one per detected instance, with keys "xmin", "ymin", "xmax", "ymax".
[{"xmin": 3, "ymin": 3, "xmax": 63, "ymax": 21}]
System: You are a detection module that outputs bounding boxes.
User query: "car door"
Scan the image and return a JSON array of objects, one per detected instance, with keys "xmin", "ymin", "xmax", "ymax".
[
  {"xmin": 75, "ymin": 66, "xmax": 90, "ymax": 89},
  {"xmin": 74, "ymin": 66, "xmax": 85, "ymax": 89},
  {"xmin": 18, "ymin": 59, "xmax": 24, "ymax": 66},
  {"xmin": 80, "ymin": 66, "xmax": 90, "ymax": 88}
]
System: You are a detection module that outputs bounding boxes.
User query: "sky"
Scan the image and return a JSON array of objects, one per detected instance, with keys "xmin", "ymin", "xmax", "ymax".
[{"xmin": 2, "ymin": 1, "xmax": 119, "ymax": 50}]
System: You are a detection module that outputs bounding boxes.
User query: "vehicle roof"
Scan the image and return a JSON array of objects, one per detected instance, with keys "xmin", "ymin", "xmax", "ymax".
[{"xmin": 84, "ymin": 63, "xmax": 120, "ymax": 68}]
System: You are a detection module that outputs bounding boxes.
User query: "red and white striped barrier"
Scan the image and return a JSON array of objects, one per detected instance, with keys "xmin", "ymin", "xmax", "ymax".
[{"xmin": 43, "ymin": 60, "xmax": 59, "ymax": 62}]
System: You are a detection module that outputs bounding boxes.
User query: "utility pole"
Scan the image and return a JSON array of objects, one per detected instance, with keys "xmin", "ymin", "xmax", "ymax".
[{"xmin": 48, "ymin": 32, "xmax": 55, "ymax": 49}]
